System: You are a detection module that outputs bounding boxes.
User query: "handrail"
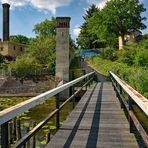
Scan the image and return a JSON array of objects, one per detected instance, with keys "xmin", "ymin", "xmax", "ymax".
[
  {"xmin": 0, "ymin": 71, "xmax": 94, "ymax": 125},
  {"xmin": 110, "ymin": 71, "xmax": 148, "ymax": 115},
  {"xmin": 109, "ymin": 71, "xmax": 148, "ymax": 147},
  {"xmin": 14, "ymin": 77, "xmax": 94, "ymax": 148},
  {"xmin": 0, "ymin": 71, "xmax": 95, "ymax": 148}
]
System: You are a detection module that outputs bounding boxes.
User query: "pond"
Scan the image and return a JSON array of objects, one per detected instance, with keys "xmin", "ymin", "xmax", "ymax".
[{"xmin": 0, "ymin": 97, "xmax": 74, "ymax": 147}]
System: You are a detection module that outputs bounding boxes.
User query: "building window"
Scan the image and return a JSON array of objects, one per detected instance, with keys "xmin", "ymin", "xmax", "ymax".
[
  {"xmin": 0, "ymin": 47, "xmax": 3, "ymax": 51},
  {"xmin": 13, "ymin": 46, "xmax": 16, "ymax": 50},
  {"xmin": 20, "ymin": 47, "xmax": 23, "ymax": 51}
]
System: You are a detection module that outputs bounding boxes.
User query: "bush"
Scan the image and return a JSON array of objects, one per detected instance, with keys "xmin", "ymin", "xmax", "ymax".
[
  {"xmin": 117, "ymin": 47, "xmax": 136, "ymax": 66},
  {"xmin": 103, "ymin": 48, "xmax": 118, "ymax": 61},
  {"xmin": 129, "ymin": 68, "xmax": 148, "ymax": 98},
  {"xmin": 134, "ymin": 50, "xmax": 148, "ymax": 67},
  {"xmin": 9, "ymin": 55, "xmax": 41, "ymax": 79}
]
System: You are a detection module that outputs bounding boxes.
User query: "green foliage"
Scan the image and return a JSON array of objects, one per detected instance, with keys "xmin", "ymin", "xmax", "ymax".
[
  {"xmin": 117, "ymin": 47, "xmax": 136, "ymax": 66},
  {"xmin": 90, "ymin": 56, "xmax": 148, "ymax": 97},
  {"xmin": 116, "ymin": 39, "xmax": 148, "ymax": 66},
  {"xmin": 128, "ymin": 68, "xmax": 148, "ymax": 97},
  {"xmin": 33, "ymin": 17, "xmax": 56, "ymax": 37},
  {"xmin": 27, "ymin": 36, "xmax": 56, "ymax": 67},
  {"xmin": 103, "ymin": 48, "xmax": 118, "ymax": 61},
  {"xmin": 10, "ymin": 17, "xmax": 57, "ymax": 77},
  {"xmin": 9, "ymin": 54, "xmax": 41, "ymax": 78},
  {"xmin": 134, "ymin": 50, "xmax": 148, "ymax": 67},
  {"xmin": 77, "ymin": 4, "xmax": 99, "ymax": 49},
  {"xmin": 82, "ymin": 0, "xmax": 146, "ymax": 48},
  {"xmin": 10, "ymin": 35, "xmax": 29, "ymax": 44},
  {"xmin": 70, "ymin": 57, "xmax": 81, "ymax": 69}
]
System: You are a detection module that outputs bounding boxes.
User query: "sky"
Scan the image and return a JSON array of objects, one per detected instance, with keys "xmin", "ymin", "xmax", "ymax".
[{"xmin": 0, "ymin": 0, "xmax": 148, "ymax": 41}]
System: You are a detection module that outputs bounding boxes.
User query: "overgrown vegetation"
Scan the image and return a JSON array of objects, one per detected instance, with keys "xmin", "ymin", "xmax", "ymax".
[
  {"xmin": 77, "ymin": 0, "xmax": 147, "ymax": 98},
  {"xmin": 89, "ymin": 39, "xmax": 148, "ymax": 98},
  {"xmin": 8, "ymin": 18, "xmax": 56, "ymax": 79}
]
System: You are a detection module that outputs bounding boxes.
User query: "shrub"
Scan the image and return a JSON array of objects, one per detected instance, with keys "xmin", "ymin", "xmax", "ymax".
[
  {"xmin": 117, "ymin": 47, "xmax": 136, "ymax": 66},
  {"xmin": 9, "ymin": 54, "xmax": 41, "ymax": 79},
  {"xmin": 134, "ymin": 50, "xmax": 148, "ymax": 67},
  {"xmin": 129, "ymin": 68, "xmax": 148, "ymax": 98},
  {"xmin": 103, "ymin": 48, "xmax": 118, "ymax": 61}
]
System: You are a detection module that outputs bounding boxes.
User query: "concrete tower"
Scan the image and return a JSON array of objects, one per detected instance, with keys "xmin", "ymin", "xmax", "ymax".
[
  {"xmin": 56, "ymin": 17, "xmax": 71, "ymax": 83},
  {"xmin": 2, "ymin": 3, "xmax": 10, "ymax": 41}
]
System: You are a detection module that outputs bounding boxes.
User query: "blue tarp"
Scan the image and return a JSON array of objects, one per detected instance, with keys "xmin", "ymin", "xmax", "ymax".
[{"xmin": 80, "ymin": 50, "xmax": 97, "ymax": 56}]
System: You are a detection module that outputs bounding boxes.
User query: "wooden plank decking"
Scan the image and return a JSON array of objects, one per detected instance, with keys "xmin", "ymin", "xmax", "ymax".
[{"xmin": 46, "ymin": 82, "xmax": 138, "ymax": 148}]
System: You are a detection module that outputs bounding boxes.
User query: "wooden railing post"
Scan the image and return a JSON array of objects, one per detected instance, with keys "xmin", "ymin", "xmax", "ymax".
[
  {"xmin": 56, "ymin": 94, "xmax": 60, "ymax": 130},
  {"xmin": 1, "ymin": 121, "xmax": 9, "ymax": 148},
  {"xmin": 128, "ymin": 96, "xmax": 134, "ymax": 133}
]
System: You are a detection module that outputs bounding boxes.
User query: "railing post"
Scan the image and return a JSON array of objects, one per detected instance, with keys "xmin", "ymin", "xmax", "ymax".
[
  {"xmin": 119, "ymin": 86, "xmax": 124, "ymax": 108},
  {"xmin": 32, "ymin": 122, "xmax": 36, "ymax": 148},
  {"xmin": 72, "ymin": 71, "xmax": 75, "ymax": 80},
  {"xmin": 72, "ymin": 86, "xmax": 75, "ymax": 109},
  {"xmin": 128, "ymin": 95, "xmax": 134, "ymax": 133},
  {"xmin": 1, "ymin": 122, "xmax": 9, "ymax": 148},
  {"xmin": 56, "ymin": 94, "xmax": 60, "ymax": 130}
]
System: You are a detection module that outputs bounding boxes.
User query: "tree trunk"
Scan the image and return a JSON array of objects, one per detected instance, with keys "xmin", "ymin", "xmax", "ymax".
[{"xmin": 119, "ymin": 33, "xmax": 125, "ymax": 50}]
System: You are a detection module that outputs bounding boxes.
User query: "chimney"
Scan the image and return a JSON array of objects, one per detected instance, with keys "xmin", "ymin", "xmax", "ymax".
[{"xmin": 2, "ymin": 3, "xmax": 10, "ymax": 41}]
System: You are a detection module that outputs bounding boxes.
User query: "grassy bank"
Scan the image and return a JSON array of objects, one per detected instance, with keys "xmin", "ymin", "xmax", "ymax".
[{"xmin": 89, "ymin": 56, "xmax": 148, "ymax": 98}]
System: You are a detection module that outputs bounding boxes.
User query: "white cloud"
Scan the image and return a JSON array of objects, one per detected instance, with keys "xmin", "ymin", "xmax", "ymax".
[
  {"xmin": 86, "ymin": 0, "xmax": 109, "ymax": 9},
  {"xmin": 1, "ymin": 0, "xmax": 71, "ymax": 14},
  {"xmin": 73, "ymin": 25, "xmax": 81, "ymax": 37}
]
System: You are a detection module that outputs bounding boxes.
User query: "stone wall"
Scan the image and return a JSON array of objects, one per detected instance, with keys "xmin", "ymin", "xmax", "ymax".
[{"xmin": 0, "ymin": 77, "xmax": 55, "ymax": 95}]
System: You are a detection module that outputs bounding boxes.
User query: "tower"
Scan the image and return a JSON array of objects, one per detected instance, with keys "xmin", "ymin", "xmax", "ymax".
[
  {"xmin": 2, "ymin": 3, "xmax": 10, "ymax": 41},
  {"xmin": 56, "ymin": 17, "xmax": 71, "ymax": 83}
]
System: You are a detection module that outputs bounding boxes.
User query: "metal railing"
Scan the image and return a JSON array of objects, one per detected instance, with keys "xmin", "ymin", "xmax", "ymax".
[
  {"xmin": 0, "ymin": 71, "xmax": 95, "ymax": 148},
  {"xmin": 109, "ymin": 71, "xmax": 148, "ymax": 147}
]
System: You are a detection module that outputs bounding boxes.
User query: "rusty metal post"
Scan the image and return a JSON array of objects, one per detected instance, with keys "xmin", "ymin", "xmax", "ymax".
[
  {"xmin": 1, "ymin": 122, "xmax": 9, "ymax": 148},
  {"xmin": 17, "ymin": 119, "xmax": 22, "ymax": 140},
  {"xmin": 56, "ymin": 94, "xmax": 60, "ymax": 130},
  {"xmin": 32, "ymin": 122, "xmax": 36, "ymax": 148},
  {"xmin": 119, "ymin": 86, "xmax": 124, "ymax": 108},
  {"xmin": 72, "ymin": 86, "xmax": 75, "ymax": 109},
  {"xmin": 128, "ymin": 96, "xmax": 134, "ymax": 133},
  {"xmin": 46, "ymin": 132, "xmax": 50, "ymax": 144},
  {"xmin": 9, "ymin": 121, "xmax": 13, "ymax": 144}
]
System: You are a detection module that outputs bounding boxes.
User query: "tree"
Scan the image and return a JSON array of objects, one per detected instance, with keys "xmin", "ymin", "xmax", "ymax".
[
  {"xmin": 89, "ymin": 0, "xmax": 146, "ymax": 48},
  {"xmin": 9, "ymin": 17, "xmax": 56, "ymax": 77},
  {"xmin": 9, "ymin": 54, "xmax": 41, "ymax": 78},
  {"xmin": 10, "ymin": 35, "xmax": 29, "ymax": 44},
  {"xmin": 27, "ymin": 36, "xmax": 56, "ymax": 67},
  {"xmin": 33, "ymin": 17, "xmax": 56, "ymax": 37},
  {"xmin": 77, "ymin": 4, "xmax": 99, "ymax": 49}
]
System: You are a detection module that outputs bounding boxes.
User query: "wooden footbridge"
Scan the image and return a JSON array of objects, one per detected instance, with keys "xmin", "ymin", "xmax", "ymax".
[{"xmin": 0, "ymin": 71, "xmax": 148, "ymax": 148}]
